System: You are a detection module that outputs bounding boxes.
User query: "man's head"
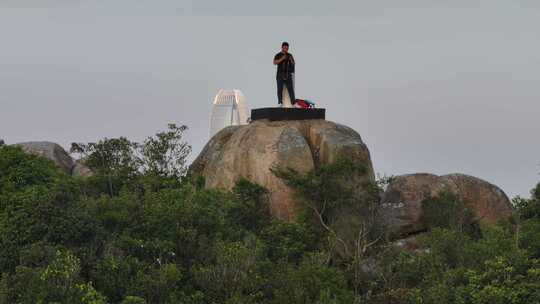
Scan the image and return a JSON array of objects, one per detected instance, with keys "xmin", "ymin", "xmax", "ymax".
[{"xmin": 281, "ymin": 42, "xmax": 289, "ymax": 53}]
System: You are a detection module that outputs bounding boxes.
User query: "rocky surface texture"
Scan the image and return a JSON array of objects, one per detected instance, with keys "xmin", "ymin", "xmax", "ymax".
[
  {"xmin": 15, "ymin": 141, "xmax": 75, "ymax": 174},
  {"xmin": 12, "ymin": 141, "xmax": 92, "ymax": 177},
  {"xmin": 381, "ymin": 173, "xmax": 513, "ymax": 237},
  {"xmin": 191, "ymin": 119, "xmax": 375, "ymax": 221}
]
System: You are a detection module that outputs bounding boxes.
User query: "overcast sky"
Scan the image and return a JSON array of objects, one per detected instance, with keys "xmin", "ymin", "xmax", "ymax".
[{"xmin": 1, "ymin": 1, "xmax": 539, "ymax": 198}]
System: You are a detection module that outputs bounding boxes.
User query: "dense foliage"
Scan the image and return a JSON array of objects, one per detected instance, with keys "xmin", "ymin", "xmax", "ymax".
[{"xmin": 1, "ymin": 126, "xmax": 539, "ymax": 303}]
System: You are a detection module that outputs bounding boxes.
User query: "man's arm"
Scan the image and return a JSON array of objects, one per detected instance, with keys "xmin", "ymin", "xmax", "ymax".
[{"xmin": 273, "ymin": 53, "xmax": 288, "ymax": 65}]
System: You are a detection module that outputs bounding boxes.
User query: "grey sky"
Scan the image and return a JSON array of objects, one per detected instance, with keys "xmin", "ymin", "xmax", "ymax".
[{"xmin": 1, "ymin": 1, "xmax": 539, "ymax": 198}]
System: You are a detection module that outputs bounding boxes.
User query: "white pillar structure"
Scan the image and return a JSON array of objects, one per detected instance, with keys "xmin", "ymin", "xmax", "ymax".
[{"xmin": 209, "ymin": 89, "xmax": 249, "ymax": 138}]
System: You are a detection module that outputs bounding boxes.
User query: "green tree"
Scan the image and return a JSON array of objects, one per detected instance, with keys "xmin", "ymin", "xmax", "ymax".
[
  {"xmin": 273, "ymin": 157, "xmax": 385, "ymax": 299},
  {"xmin": 273, "ymin": 158, "xmax": 383, "ymax": 260},
  {"xmin": 121, "ymin": 296, "xmax": 146, "ymax": 304},
  {"xmin": 138, "ymin": 124, "xmax": 191, "ymax": 179},
  {"xmin": 229, "ymin": 178, "xmax": 270, "ymax": 232},
  {"xmin": 71, "ymin": 124, "xmax": 191, "ymax": 196},
  {"xmin": 260, "ymin": 220, "xmax": 317, "ymax": 263},
  {"xmin": 193, "ymin": 239, "xmax": 265, "ymax": 303},
  {"xmin": 71, "ymin": 137, "xmax": 139, "ymax": 197},
  {"xmin": 1, "ymin": 250, "xmax": 106, "ymax": 304},
  {"xmin": 0, "ymin": 147, "xmax": 99, "ymax": 272},
  {"xmin": 270, "ymin": 253, "xmax": 354, "ymax": 304}
]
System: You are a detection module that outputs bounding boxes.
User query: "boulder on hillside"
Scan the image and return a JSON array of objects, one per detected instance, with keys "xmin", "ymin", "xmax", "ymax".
[
  {"xmin": 191, "ymin": 119, "xmax": 375, "ymax": 221},
  {"xmin": 15, "ymin": 141, "xmax": 75, "ymax": 175},
  {"xmin": 381, "ymin": 173, "xmax": 513, "ymax": 237}
]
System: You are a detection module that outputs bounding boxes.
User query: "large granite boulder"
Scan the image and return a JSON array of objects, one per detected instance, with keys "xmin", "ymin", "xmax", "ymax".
[
  {"xmin": 191, "ymin": 119, "xmax": 374, "ymax": 221},
  {"xmin": 381, "ymin": 173, "xmax": 513, "ymax": 237},
  {"xmin": 15, "ymin": 141, "xmax": 75, "ymax": 175}
]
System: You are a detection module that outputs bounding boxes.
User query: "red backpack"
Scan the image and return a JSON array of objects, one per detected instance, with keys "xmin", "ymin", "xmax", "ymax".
[{"xmin": 295, "ymin": 99, "xmax": 313, "ymax": 109}]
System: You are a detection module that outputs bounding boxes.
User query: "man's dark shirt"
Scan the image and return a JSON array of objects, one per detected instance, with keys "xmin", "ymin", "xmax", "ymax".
[{"xmin": 274, "ymin": 52, "xmax": 295, "ymax": 79}]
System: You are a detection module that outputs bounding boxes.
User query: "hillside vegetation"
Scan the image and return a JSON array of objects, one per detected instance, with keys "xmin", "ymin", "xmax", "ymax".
[{"xmin": 1, "ymin": 125, "xmax": 539, "ymax": 303}]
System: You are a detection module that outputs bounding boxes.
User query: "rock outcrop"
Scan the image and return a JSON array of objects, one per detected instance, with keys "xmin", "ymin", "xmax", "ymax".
[
  {"xmin": 381, "ymin": 173, "xmax": 513, "ymax": 237},
  {"xmin": 191, "ymin": 119, "xmax": 374, "ymax": 221},
  {"xmin": 12, "ymin": 141, "xmax": 92, "ymax": 177},
  {"xmin": 15, "ymin": 141, "xmax": 75, "ymax": 174}
]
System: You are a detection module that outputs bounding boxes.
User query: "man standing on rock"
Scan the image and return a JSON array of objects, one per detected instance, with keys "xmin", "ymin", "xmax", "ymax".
[{"xmin": 273, "ymin": 42, "xmax": 295, "ymax": 106}]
